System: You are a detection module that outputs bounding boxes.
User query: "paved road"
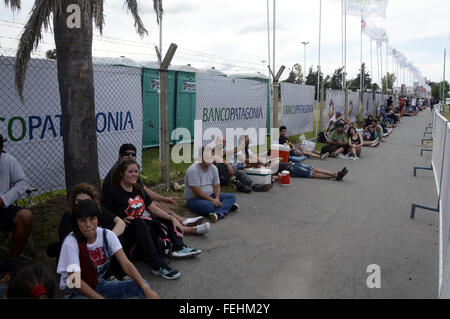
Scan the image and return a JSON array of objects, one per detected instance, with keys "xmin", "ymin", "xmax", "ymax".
[{"xmin": 137, "ymin": 110, "xmax": 439, "ymax": 298}]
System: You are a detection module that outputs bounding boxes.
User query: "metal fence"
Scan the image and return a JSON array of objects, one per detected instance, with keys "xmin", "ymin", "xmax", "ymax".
[{"xmin": 0, "ymin": 56, "xmax": 143, "ymax": 195}]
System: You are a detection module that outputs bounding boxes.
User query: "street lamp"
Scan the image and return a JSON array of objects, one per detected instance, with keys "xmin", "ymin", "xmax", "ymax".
[{"xmin": 301, "ymin": 41, "xmax": 309, "ymax": 83}]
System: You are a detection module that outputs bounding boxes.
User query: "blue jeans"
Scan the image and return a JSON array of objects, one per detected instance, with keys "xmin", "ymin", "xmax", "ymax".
[
  {"xmin": 289, "ymin": 155, "xmax": 308, "ymax": 163},
  {"xmin": 187, "ymin": 193, "xmax": 236, "ymax": 218},
  {"xmin": 290, "ymin": 163, "xmax": 314, "ymax": 178},
  {"xmin": 64, "ymin": 279, "xmax": 150, "ymax": 299}
]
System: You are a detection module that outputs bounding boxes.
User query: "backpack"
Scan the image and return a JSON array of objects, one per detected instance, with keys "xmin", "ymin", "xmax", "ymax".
[
  {"xmin": 318, "ymin": 131, "xmax": 328, "ymax": 143},
  {"xmin": 147, "ymin": 219, "xmax": 173, "ymax": 261}
]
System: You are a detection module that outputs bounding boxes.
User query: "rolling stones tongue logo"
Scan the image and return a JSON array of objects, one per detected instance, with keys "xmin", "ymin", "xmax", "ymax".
[{"xmin": 125, "ymin": 196, "xmax": 145, "ymax": 217}]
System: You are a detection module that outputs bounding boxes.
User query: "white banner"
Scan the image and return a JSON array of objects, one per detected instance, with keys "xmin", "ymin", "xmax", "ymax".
[
  {"xmin": 0, "ymin": 57, "xmax": 143, "ymax": 194},
  {"xmin": 375, "ymin": 94, "xmax": 382, "ymax": 112},
  {"xmin": 440, "ymin": 121, "xmax": 450, "ymax": 297},
  {"xmin": 325, "ymin": 90, "xmax": 345, "ymax": 121},
  {"xmin": 347, "ymin": 0, "xmax": 388, "ymax": 17},
  {"xmin": 363, "ymin": 92, "xmax": 374, "ymax": 118},
  {"xmin": 280, "ymin": 83, "xmax": 315, "ymax": 136},
  {"xmin": 348, "ymin": 91, "xmax": 361, "ymax": 122},
  {"xmin": 194, "ymin": 72, "xmax": 267, "ymax": 157}
]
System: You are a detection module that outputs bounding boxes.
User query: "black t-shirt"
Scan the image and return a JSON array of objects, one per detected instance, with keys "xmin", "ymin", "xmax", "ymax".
[
  {"xmin": 102, "ymin": 184, "xmax": 152, "ymax": 219},
  {"xmin": 279, "ymin": 136, "xmax": 289, "ymax": 145},
  {"xmin": 58, "ymin": 206, "xmax": 117, "ymax": 243},
  {"xmin": 102, "ymin": 162, "xmax": 144, "ymax": 195}
]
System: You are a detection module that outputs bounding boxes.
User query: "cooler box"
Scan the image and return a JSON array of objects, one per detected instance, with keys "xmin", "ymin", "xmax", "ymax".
[
  {"xmin": 244, "ymin": 168, "xmax": 272, "ymax": 185},
  {"xmin": 270, "ymin": 144, "xmax": 290, "ymax": 162}
]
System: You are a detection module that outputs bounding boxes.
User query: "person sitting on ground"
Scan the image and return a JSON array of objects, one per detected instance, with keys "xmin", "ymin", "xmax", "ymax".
[
  {"xmin": 1, "ymin": 261, "xmax": 56, "ymax": 299},
  {"xmin": 102, "ymin": 144, "xmax": 208, "ymax": 235},
  {"xmin": 103, "ymin": 159, "xmax": 202, "ymax": 279},
  {"xmin": 327, "ymin": 122, "xmax": 350, "ymax": 157},
  {"xmin": 362, "ymin": 124, "xmax": 381, "ymax": 147},
  {"xmin": 57, "ymin": 200, "xmax": 160, "ymax": 299},
  {"xmin": 0, "ymin": 134, "xmax": 33, "ymax": 260},
  {"xmin": 213, "ymin": 136, "xmax": 272, "ymax": 193},
  {"xmin": 47, "ymin": 183, "xmax": 127, "ymax": 281},
  {"xmin": 380, "ymin": 105, "xmax": 398, "ymax": 125},
  {"xmin": 347, "ymin": 126, "xmax": 363, "ymax": 159},
  {"xmin": 185, "ymin": 147, "xmax": 238, "ymax": 223},
  {"xmin": 326, "ymin": 111, "xmax": 350, "ymax": 133},
  {"xmin": 277, "ymin": 162, "xmax": 348, "ymax": 181},
  {"xmin": 364, "ymin": 115, "xmax": 385, "ymax": 142},
  {"xmin": 279, "ymin": 126, "xmax": 322, "ymax": 161}
]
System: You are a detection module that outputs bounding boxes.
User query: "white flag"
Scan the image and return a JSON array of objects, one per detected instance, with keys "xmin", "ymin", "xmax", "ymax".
[{"xmin": 347, "ymin": 0, "xmax": 388, "ymax": 18}]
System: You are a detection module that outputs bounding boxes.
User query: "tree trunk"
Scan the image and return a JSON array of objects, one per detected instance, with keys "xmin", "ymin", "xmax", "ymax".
[{"xmin": 53, "ymin": 1, "xmax": 100, "ymax": 196}]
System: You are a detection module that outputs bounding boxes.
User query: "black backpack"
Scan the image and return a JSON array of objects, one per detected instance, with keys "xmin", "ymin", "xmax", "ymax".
[
  {"xmin": 147, "ymin": 219, "xmax": 173, "ymax": 262},
  {"xmin": 318, "ymin": 131, "xmax": 328, "ymax": 143}
]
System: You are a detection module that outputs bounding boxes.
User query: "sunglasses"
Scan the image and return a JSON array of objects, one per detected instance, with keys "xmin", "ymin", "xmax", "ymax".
[{"xmin": 123, "ymin": 151, "xmax": 136, "ymax": 157}]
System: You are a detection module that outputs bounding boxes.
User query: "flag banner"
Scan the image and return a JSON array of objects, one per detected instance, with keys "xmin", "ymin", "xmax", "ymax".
[
  {"xmin": 362, "ymin": 17, "xmax": 388, "ymax": 42},
  {"xmin": 280, "ymin": 83, "xmax": 315, "ymax": 136},
  {"xmin": 347, "ymin": 0, "xmax": 388, "ymax": 18},
  {"xmin": 363, "ymin": 92, "xmax": 374, "ymax": 118}
]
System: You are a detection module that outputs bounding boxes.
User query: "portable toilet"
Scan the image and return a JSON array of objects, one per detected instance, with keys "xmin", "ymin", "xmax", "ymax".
[
  {"xmin": 141, "ymin": 61, "xmax": 176, "ymax": 148},
  {"xmin": 202, "ymin": 66, "xmax": 227, "ymax": 77},
  {"xmin": 172, "ymin": 64, "xmax": 198, "ymax": 144},
  {"xmin": 229, "ymin": 72, "xmax": 271, "ymax": 134}
]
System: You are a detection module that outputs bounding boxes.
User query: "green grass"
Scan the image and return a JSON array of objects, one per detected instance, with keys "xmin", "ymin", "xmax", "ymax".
[{"xmin": 444, "ymin": 111, "xmax": 450, "ymax": 121}]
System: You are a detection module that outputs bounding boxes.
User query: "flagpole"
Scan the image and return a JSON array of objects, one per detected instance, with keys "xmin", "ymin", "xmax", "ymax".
[
  {"xmin": 370, "ymin": 39, "xmax": 373, "ymax": 87},
  {"xmin": 318, "ymin": 0, "xmax": 322, "ymax": 111},
  {"xmin": 341, "ymin": 0, "xmax": 344, "ymax": 89},
  {"xmin": 380, "ymin": 42, "xmax": 383, "ymax": 94},
  {"xmin": 344, "ymin": 0, "xmax": 347, "ymax": 91},
  {"xmin": 360, "ymin": 16, "xmax": 363, "ymax": 96},
  {"xmin": 266, "ymin": 0, "xmax": 271, "ymax": 81}
]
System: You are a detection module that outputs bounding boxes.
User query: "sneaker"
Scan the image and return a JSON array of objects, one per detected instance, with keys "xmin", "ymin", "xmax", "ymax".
[
  {"xmin": 252, "ymin": 183, "xmax": 273, "ymax": 192},
  {"xmin": 119, "ymin": 275, "xmax": 131, "ymax": 281},
  {"xmin": 151, "ymin": 266, "xmax": 181, "ymax": 280},
  {"xmin": 336, "ymin": 171, "xmax": 344, "ymax": 181},
  {"xmin": 172, "ymin": 246, "xmax": 202, "ymax": 258},
  {"xmin": 320, "ymin": 152, "xmax": 329, "ymax": 160},
  {"xmin": 182, "ymin": 216, "xmax": 204, "ymax": 227},
  {"xmin": 336, "ymin": 153, "xmax": 347, "ymax": 159},
  {"xmin": 194, "ymin": 222, "xmax": 210, "ymax": 235},
  {"xmin": 208, "ymin": 213, "xmax": 218, "ymax": 223},
  {"xmin": 230, "ymin": 203, "xmax": 239, "ymax": 211},
  {"xmin": 340, "ymin": 168, "xmax": 349, "ymax": 180},
  {"xmin": 235, "ymin": 180, "xmax": 252, "ymax": 193}
]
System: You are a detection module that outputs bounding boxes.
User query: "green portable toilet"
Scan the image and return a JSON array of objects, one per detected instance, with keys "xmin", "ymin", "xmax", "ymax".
[
  {"xmin": 172, "ymin": 64, "xmax": 198, "ymax": 144},
  {"xmin": 229, "ymin": 72, "xmax": 271, "ymax": 133},
  {"xmin": 141, "ymin": 62, "xmax": 176, "ymax": 148}
]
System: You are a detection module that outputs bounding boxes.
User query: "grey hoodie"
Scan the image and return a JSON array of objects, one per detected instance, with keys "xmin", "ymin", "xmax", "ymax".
[{"xmin": 0, "ymin": 152, "xmax": 29, "ymax": 208}]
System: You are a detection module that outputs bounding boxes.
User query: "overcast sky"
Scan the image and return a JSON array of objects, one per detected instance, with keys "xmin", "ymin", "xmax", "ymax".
[{"xmin": 1, "ymin": 0, "xmax": 449, "ymax": 83}]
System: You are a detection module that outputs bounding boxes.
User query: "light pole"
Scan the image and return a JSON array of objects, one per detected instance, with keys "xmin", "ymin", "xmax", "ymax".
[{"xmin": 301, "ymin": 41, "xmax": 309, "ymax": 83}]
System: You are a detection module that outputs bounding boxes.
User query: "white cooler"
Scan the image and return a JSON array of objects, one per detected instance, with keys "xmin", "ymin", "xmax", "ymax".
[{"xmin": 244, "ymin": 167, "xmax": 272, "ymax": 185}]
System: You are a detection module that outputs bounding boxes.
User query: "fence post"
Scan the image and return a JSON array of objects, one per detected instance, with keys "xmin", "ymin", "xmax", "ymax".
[
  {"xmin": 158, "ymin": 43, "xmax": 177, "ymax": 189},
  {"xmin": 269, "ymin": 66, "xmax": 285, "ymax": 141}
]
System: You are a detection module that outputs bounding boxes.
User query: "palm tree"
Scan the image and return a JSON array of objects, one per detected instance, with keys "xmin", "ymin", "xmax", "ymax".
[{"xmin": 5, "ymin": 0, "xmax": 162, "ymax": 194}]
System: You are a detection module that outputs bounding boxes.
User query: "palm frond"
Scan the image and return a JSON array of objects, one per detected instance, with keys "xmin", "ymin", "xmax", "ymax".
[
  {"xmin": 4, "ymin": 0, "xmax": 20, "ymax": 11},
  {"xmin": 153, "ymin": 0, "xmax": 163, "ymax": 24},
  {"xmin": 125, "ymin": 0, "xmax": 148, "ymax": 37},
  {"xmin": 15, "ymin": 0, "xmax": 53, "ymax": 101},
  {"xmin": 93, "ymin": 0, "xmax": 105, "ymax": 35}
]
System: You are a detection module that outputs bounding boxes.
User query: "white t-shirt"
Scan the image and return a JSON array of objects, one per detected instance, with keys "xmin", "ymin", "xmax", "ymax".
[{"xmin": 56, "ymin": 227, "xmax": 122, "ymax": 290}]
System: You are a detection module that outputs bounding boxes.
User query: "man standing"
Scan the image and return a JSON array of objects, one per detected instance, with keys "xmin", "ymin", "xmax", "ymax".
[
  {"xmin": 185, "ymin": 147, "xmax": 237, "ymax": 223},
  {"xmin": 0, "ymin": 135, "xmax": 32, "ymax": 259}
]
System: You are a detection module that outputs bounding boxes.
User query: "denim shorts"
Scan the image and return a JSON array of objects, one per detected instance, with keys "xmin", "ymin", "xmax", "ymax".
[{"xmin": 290, "ymin": 164, "xmax": 314, "ymax": 178}]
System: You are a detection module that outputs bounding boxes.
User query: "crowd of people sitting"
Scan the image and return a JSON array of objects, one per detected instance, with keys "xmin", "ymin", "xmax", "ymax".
[{"xmin": 0, "ymin": 96, "xmax": 431, "ymax": 298}]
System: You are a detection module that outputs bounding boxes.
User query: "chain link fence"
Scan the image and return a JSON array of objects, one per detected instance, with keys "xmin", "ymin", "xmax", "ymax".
[{"xmin": 0, "ymin": 56, "xmax": 143, "ymax": 195}]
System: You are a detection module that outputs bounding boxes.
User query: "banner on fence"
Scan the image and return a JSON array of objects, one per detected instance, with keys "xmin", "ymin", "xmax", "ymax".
[
  {"xmin": 348, "ymin": 91, "xmax": 360, "ymax": 122},
  {"xmin": 363, "ymin": 92, "xmax": 374, "ymax": 118},
  {"xmin": 280, "ymin": 83, "xmax": 314, "ymax": 136},
  {"xmin": 0, "ymin": 57, "xmax": 143, "ymax": 194},
  {"xmin": 439, "ymin": 120, "xmax": 450, "ymax": 298},
  {"xmin": 194, "ymin": 72, "xmax": 267, "ymax": 158},
  {"xmin": 375, "ymin": 94, "xmax": 382, "ymax": 113},
  {"xmin": 326, "ymin": 90, "xmax": 345, "ymax": 121}
]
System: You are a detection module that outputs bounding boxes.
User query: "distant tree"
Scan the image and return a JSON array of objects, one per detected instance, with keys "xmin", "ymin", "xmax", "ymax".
[
  {"xmin": 428, "ymin": 80, "xmax": 449, "ymax": 101},
  {"xmin": 347, "ymin": 63, "xmax": 371, "ymax": 92},
  {"xmin": 45, "ymin": 49, "xmax": 57, "ymax": 60},
  {"xmin": 329, "ymin": 67, "xmax": 344, "ymax": 90},
  {"xmin": 305, "ymin": 66, "xmax": 324, "ymax": 100},
  {"xmin": 382, "ymin": 72, "xmax": 396, "ymax": 94},
  {"xmin": 283, "ymin": 63, "xmax": 303, "ymax": 84}
]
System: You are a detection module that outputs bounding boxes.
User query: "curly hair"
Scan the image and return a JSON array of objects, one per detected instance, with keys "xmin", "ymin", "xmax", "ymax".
[
  {"xmin": 110, "ymin": 158, "xmax": 145, "ymax": 197},
  {"xmin": 69, "ymin": 183, "xmax": 101, "ymax": 215}
]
